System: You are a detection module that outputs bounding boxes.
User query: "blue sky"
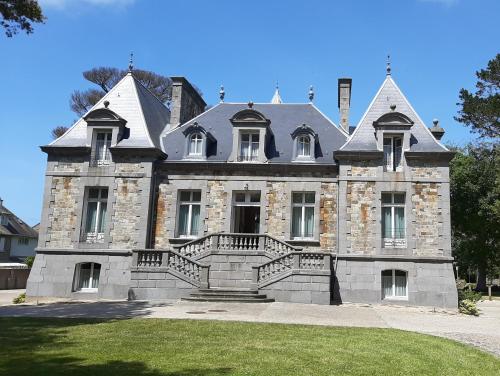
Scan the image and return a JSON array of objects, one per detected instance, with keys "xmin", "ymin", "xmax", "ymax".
[{"xmin": 0, "ymin": 0, "xmax": 498, "ymax": 225}]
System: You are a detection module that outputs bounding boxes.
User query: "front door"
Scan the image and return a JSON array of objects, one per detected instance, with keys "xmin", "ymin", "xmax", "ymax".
[{"xmin": 232, "ymin": 191, "xmax": 260, "ymax": 233}]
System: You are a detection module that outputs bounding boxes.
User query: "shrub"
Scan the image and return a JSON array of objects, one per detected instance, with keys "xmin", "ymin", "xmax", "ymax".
[
  {"xmin": 458, "ymin": 289, "xmax": 482, "ymax": 303},
  {"xmin": 24, "ymin": 256, "xmax": 35, "ymax": 269},
  {"xmin": 12, "ymin": 293, "xmax": 26, "ymax": 304},
  {"xmin": 459, "ymin": 299, "xmax": 480, "ymax": 316}
]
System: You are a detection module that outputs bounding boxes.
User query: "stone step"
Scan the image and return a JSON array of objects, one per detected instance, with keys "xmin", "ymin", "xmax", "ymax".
[
  {"xmin": 190, "ymin": 292, "xmax": 269, "ymax": 299},
  {"xmin": 197, "ymin": 288, "xmax": 259, "ymax": 295},
  {"xmin": 182, "ymin": 296, "xmax": 275, "ymax": 303}
]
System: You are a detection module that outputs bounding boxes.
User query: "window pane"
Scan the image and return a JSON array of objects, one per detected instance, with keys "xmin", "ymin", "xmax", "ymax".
[
  {"xmin": 180, "ymin": 191, "xmax": 191, "ymax": 202},
  {"xmin": 250, "ymin": 192, "xmax": 260, "ymax": 203},
  {"xmin": 252, "ymin": 133, "xmax": 259, "ymax": 142},
  {"xmin": 382, "ymin": 193, "xmax": 392, "ymax": 204},
  {"xmin": 235, "ymin": 193, "xmax": 246, "ymax": 202},
  {"xmin": 85, "ymin": 202, "xmax": 98, "ymax": 233},
  {"xmin": 382, "ymin": 207, "xmax": 392, "ymax": 238},
  {"xmin": 304, "ymin": 193, "xmax": 315, "ymax": 204},
  {"xmin": 383, "ymin": 138, "xmax": 392, "ymax": 146},
  {"xmin": 79, "ymin": 263, "xmax": 91, "ymax": 289},
  {"xmin": 393, "ymin": 194, "xmax": 405, "ymax": 204},
  {"xmin": 292, "ymin": 193, "xmax": 303, "ymax": 204},
  {"xmin": 88, "ymin": 188, "xmax": 99, "ymax": 199},
  {"xmin": 91, "ymin": 264, "xmax": 101, "ymax": 289},
  {"xmin": 382, "ymin": 273, "xmax": 393, "ymax": 298},
  {"xmin": 304, "ymin": 207, "xmax": 314, "ymax": 238},
  {"xmin": 178, "ymin": 205, "xmax": 190, "ymax": 235},
  {"xmin": 251, "ymin": 141, "xmax": 259, "ymax": 158},
  {"xmin": 394, "ymin": 207, "xmax": 405, "ymax": 239},
  {"xmin": 394, "ymin": 143, "xmax": 402, "ymax": 169},
  {"xmin": 291, "ymin": 207, "xmax": 302, "ymax": 237},
  {"xmin": 97, "ymin": 203, "xmax": 107, "ymax": 233},
  {"xmin": 190, "ymin": 205, "xmax": 200, "ymax": 235},
  {"xmin": 395, "ymin": 271, "xmax": 407, "ymax": 296},
  {"xmin": 100, "ymin": 188, "xmax": 108, "ymax": 199},
  {"xmin": 192, "ymin": 191, "xmax": 201, "ymax": 202},
  {"xmin": 241, "ymin": 134, "xmax": 250, "ymax": 142}
]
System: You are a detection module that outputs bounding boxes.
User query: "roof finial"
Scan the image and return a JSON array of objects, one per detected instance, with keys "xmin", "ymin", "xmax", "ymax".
[
  {"xmin": 308, "ymin": 85, "xmax": 314, "ymax": 102},
  {"xmin": 386, "ymin": 54, "xmax": 391, "ymax": 76},
  {"xmin": 271, "ymin": 81, "xmax": 283, "ymax": 104},
  {"xmin": 219, "ymin": 85, "xmax": 225, "ymax": 102},
  {"xmin": 128, "ymin": 52, "xmax": 134, "ymax": 72}
]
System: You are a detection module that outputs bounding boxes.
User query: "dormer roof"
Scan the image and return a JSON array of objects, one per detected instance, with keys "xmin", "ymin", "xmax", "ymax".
[{"xmin": 47, "ymin": 72, "xmax": 170, "ymax": 150}]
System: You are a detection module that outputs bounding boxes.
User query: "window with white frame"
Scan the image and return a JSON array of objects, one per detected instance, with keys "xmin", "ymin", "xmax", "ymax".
[
  {"xmin": 239, "ymin": 132, "xmax": 259, "ymax": 161},
  {"xmin": 73, "ymin": 262, "xmax": 101, "ymax": 292},
  {"xmin": 188, "ymin": 133, "xmax": 203, "ymax": 156},
  {"xmin": 93, "ymin": 131, "xmax": 112, "ymax": 166},
  {"xmin": 178, "ymin": 191, "xmax": 201, "ymax": 237},
  {"xmin": 296, "ymin": 136, "xmax": 311, "ymax": 158},
  {"xmin": 82, "ymin": 188, "xmax": 108, "ymax": 243},
  {"xmin": 291, "ymin": 192, "xmax": 315, "ymax": 239},
  {"xmin": 382, "ymin": 193, "xmax": 406, "ymax": 248},
  {"xmin": 383, "ymin": 136, "xmax": 402, "ymax": 171},
  {"xmin": 382, "ymin": 269, "xmax": 408, "ymax": 299}
]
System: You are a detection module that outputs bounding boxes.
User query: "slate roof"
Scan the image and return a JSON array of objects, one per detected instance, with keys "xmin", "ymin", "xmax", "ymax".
[
  {"xmin": 0, "ymin": 205, "xmax": 38, "ymax": 238},
  {"xmin": 341, "ymin": 75, "xmax": 448, "ymax": 152},
  {"xmin": 161, "ymin": 103, "xmax": 348, "ymax": 164},
  {"xmin": 48, "ymin": 72, "xmax": 170, "ymax": 150}
]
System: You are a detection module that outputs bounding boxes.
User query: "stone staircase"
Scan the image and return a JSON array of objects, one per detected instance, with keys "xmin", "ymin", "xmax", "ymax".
[{"xmin": 182, "ymin": 288, "xmax": 275, "ymax": 303}]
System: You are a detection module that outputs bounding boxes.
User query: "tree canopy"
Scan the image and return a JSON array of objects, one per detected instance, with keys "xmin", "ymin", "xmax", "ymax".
[
  {"xmin": 456, "ymin": 54, "xmax": 500, "ymax": 139},
  {"xmin": 0, "ymin": 0, "xmax": 44, "ymax": 37},
  {"xmin": 450, "ymin": 143, "xmax": 500, "ymax": 289}
]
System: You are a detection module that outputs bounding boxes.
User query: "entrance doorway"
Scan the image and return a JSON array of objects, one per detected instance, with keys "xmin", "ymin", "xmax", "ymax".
[{"xmin": 232, "ymin": 191, "xmax": 261, "ymax": 233}]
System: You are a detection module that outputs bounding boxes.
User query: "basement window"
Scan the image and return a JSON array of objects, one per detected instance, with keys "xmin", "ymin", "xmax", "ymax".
[
  {"xmin": 382, "ymin": 269, "xmax": 408, "ymax": 299},
  {"xmin": 73, "ymin": 262, "xmax": 101, "ymax": 292}
]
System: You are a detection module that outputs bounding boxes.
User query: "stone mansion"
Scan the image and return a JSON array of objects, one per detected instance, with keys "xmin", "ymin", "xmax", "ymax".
[{"xmin": 26, "ymin": 64, "xmax": 458, "ymax": 308}]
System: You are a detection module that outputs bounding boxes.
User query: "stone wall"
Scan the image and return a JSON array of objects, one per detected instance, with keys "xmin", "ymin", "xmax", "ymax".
[
  {"xmin": 265, "ymin": 182, "xmax": 288, "ymax": 239},
  {"xmin": 130, "ymin": 270, "xmax": 198, "ymax": 300},
  {"xmin": 260, "ymin": 272, "xmax": 330, "ymax": 304},
  {"xmin": 412, "ymin": 183, "xmax": 442, "ymax": 256},
  {"xmin": 347, "ymin": 160, "xmax": 378, "ymax": 177},
  {"xmin": 410, "ymin": 162, "xmax": 443, "ymax": 179},
  {"xmin": 153, "ymin": 183, "xmax": 174, "ymax": 248},
  {"xmin": 205, "ymin": 180, "xmax": 227, "ymax": 233},
  {"xmin": 320, "ymin": 182, "xmax": 337, "ymax": 251},
  {"xmin": 346, "ymin": 181, "xmax": 377, "ymax": 254},
  {"xmin": 110, "ymin": 178, "xmax": 142, "ymax": 248},
  {"xmin": 45, "ymin": 176, "xmax": 80, "ymax": 248}
]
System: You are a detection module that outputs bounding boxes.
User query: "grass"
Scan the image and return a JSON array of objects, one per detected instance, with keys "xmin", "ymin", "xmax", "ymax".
[{"xmin": 0, "ymin": 318, "xmax": 498, "ymax": 376}]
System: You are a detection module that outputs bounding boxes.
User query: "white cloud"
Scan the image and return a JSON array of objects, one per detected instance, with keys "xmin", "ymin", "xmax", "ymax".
[
  {"xmin": 40, "ymin": 0, "xmax": 136, "ymax": 10},
  {"xmin": 418, "ymin": 0, "xmax": 458, "ymax": 6}
]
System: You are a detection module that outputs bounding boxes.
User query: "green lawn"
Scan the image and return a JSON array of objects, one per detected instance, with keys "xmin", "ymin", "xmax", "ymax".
[{"xmin": 0, "ymin": 318, "xmax": 498, "ymax": 376}]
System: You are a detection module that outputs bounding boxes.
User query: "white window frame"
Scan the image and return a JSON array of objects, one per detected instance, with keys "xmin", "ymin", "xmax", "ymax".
[
  {"xmin": 177, "ymin": 190, "xmax": 201, "ymax": 238},
  {"xmin": 73, "ymin": 262, "xmax": 100, "ymax": 292},
  {"xmin": 188, "ymin": 133, "xmax": 203, "ymax": 156},
  {"xmin": 82, "ymin": 187, "xmax": 108, "ymax": 244},
  {"xmin": 93, "ymin": 131, "xmax": 112, "ymax": 166},
  {"xmin": 382, "ymin": 193, "xmax": 406, "ymax": 248},
  {"xmin": 291, "ymin": 192, "xmax": 315, "ymax": 240},
  {"xmin": 232, "ymin": 191, "xmax": 261, "ymax": 207},
  {"xmin": 238, "ymin": 132, "xmax": 260, "ymax": 162},
  {"xmin": 382, "ymin": 269, "xmax": 408, "ymax": 300},
  {"xmin": 296, "ymin": 136, "xmax": 311, "ymax": 158},
  {"xmin": 383, "ymin": 135, "xmax": 403, "ymax": 172}
]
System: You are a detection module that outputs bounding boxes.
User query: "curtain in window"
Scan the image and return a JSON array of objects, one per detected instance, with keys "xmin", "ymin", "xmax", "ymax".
[
  {"xmin": 78, "ymin": 264, "xmax": 91, "ymax": 289},
  {"xmin": 394, "ymin": 207, "xmax": 405, "ymax": 238},
  {"xmin": 178, "ymin": 205, "xmax": 189, "ymax": 235},
  {"xmin": 251, "ymin": 141, "xmax": 259, "ymax": 159},
  {"xmin": 383, "ymin": 141, "xmax": 392, "ymax": 170},
  {"xmin": 382, "ymin": 272, "xmax": 393, "ymax": 298},
  {"xmin": 304, "ymin": 207, "xmax": 314, "ymax": 238},
  {"xmin": 190, "ymin": 205, "xmax": 200, "ymax": 235},
  {"xmin": 395, "ymin": 271, "xmax": 407, "ymax": 296},
  {"xmin": 85, "ymin": 202, "xmax": 98, "ymax": 233},
  {"xmin": 394, "ymin": 138, "xmax": 402, "ymax": 169},
  {"xmin": 97, "ymin": 203, "xmax": 107, "ymax": 233},
  {"xmin": 91, "ymin": 264, "xmax": 101, "ymax": 289},
  {"xmin": 291, "ymin": 207, "xmax": 302, "ymax": 237},
  {"xmin": 240, "ymin": 141, "xmax": 249, "ymax": 158},
  {"xmin": 382, "ymin": 207, "xmax": 392, "ymax": 238}
]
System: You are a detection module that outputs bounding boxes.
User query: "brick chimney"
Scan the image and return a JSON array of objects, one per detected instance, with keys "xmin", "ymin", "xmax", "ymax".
[
  {"xmin": 169, "ymin": 77, "xmax": 207, "ymax": 129},
  {"xmin": 338, "ymin": 78, "xmax": 352, "ymax": 133}
]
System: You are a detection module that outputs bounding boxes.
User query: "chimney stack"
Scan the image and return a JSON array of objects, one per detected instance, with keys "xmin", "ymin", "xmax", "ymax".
[
  {"xmin": 169, "ymin": 77, "xmax": 207, "ymax": 129},
  {"xmin": 338, "ymin": 78, "xmax": 352, "ymax": 133}
]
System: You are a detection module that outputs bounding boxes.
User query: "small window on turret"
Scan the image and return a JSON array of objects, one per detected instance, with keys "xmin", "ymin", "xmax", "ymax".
[
  {"xmin": 383, "ymin": 136, "xmax": 402, "ymax": 171},
  {"xmin": 91, "ymin": 131, "xmax": 112, "ymax": 167}
]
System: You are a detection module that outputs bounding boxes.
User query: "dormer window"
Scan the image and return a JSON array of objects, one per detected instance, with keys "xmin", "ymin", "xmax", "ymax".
[
  {"xmin": 188, "ymin": 133, "xmax": 203, "ymax": 156},
  {"xmin": 383, "ymin": 136, "xmax": 402, "ymax": 171},
  {"xmin": 239, "ymin": 132, "xmax": 259, "ymax": 162},
  {"xmin": 92, "ymin": 131, "xmax": 112, "ymax": 166},
  {"xmin": 291, "ymin": 124, "xmax": 317, "ymax": 162},
  {"xmin": 297, "ymin": 136, "xmax": 311, "ymax": 157}
]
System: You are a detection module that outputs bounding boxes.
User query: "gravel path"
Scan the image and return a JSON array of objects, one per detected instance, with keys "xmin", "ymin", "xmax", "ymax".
[{"xmin": 1, "ymin": 291, "xmax": 499, "ymax": 357}]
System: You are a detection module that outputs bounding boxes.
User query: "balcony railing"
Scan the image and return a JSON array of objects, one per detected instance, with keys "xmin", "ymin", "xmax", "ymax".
[
  {"xmin": 383, "ymin": 237, "xmax": 407, "ymax": 249},
  {"xmin": 80, "ymin": 232, "xmax": 104, "ymax": 244}
]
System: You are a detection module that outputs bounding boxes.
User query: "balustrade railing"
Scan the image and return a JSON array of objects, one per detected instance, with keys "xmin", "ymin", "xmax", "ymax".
[{"xmin": 217, "ymin": 233, "xmax": 260, "ymax": 251}]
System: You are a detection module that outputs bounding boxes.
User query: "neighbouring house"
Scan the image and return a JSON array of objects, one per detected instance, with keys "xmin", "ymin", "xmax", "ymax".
[
  {"xmin": 0, "ymin": 198, "xmax": 38, "ymax": 289},
  {"xmin": 26, "ymin": 64, "xmax": 458, "ymax": 308}
]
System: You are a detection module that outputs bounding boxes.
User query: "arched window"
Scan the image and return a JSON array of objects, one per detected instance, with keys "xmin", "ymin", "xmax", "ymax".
[
  {"xmin": 188, "ymin": 133, "xmax": 203, "ymax": 156},
  {"xmin": 297, "ymin": 136, "xmax": 311, "ymax": 157},
  {"xmin": 382, "ymin": 269, "xmax": 407, "ymax": 299},
  {"xmin": 73, "ymin": 262, "xmax": 101, "ymax": 292}
]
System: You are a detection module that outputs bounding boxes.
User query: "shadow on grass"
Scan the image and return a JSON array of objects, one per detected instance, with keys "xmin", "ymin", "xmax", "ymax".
[{"xmin": 0, "ymin": 317, "xmax": 232, "ymax": 376}]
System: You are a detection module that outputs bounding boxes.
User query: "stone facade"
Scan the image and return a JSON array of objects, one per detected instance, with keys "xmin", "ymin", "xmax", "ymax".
[
  {"xmin": 412, "ymin": 182, "xmax": 443, "ymax": 256},
  {"xmin": 265, "ymin": 182, "xmax": 288, "ymax": 239},
  {"xmin": 346, "ymin": 181, "xmax": 377, "ymax": 255}
]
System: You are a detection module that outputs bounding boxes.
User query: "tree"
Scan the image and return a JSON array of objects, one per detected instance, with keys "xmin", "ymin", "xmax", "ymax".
[
  {"xmin": 450, "ymin": 143, "xmax": 500, "ymax": 290},
  {"xmin": 0, "ymin": 0, "xmax": 44, "ymax": 37},
  {"xmin": 52, "ymin": 67, "xmax": 173, "ymax": 137},
  {"xmin": 456, "ymin": 54, "xmax": 500, "ymax": 139}
]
